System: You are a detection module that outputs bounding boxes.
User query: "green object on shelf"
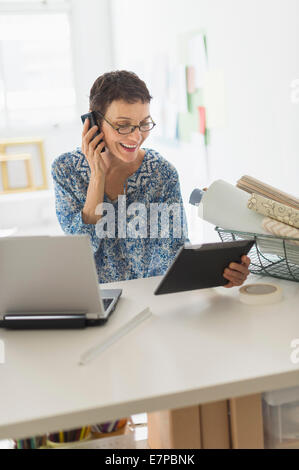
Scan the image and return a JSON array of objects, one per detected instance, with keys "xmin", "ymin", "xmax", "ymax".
[
  {"xmin": 187, "ymin": 89, "xmax": 204, "ymax": 114},
  {"xmin": 178, "ymin": 112, "xmax": 196, "ymax": 142},
  {"xmin": 204, "ymin": 128, "xmax": 210, "ymax": 146}
]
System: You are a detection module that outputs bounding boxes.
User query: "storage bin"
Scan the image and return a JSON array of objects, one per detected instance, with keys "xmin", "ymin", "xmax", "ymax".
[
  {"xmin": 56, "ymin": 420, "xmax": 136, "ymax": 449},
  {"xmin": 216, "ymin": 227, "xmax": 299, "ymax": 283},
  {"xmin": 262, "ymin": 386, "xmax": 299, "ymax": 448}
]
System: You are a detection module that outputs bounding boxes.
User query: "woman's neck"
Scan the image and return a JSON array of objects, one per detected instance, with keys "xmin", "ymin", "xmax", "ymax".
[{"xmin": 105, "ymin": 149, "xmax": 145, "ymax": 179}]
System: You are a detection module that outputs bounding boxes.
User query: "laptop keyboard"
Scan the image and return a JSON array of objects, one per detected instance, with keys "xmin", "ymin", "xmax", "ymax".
[{"xmin": 103, "ymin": 298, "xmax": 113, "ymax": 311}]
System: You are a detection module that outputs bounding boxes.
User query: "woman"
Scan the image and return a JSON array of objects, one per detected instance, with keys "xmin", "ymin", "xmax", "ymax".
[
  {"xmin": 45, "ymin": 70, "xmax": 251, "ymax": 444},
  {"xmin": 52, "ymin": 70, "xmax": 250, "ymax": 288}
]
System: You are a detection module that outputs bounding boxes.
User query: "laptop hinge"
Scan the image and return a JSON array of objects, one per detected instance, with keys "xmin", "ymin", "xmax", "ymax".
[
  {"xmin": 0, "ymin": 313, "xmax": 87, "ymax": 330},
  {"xmin": 86, "ymin": 313, "xmax": 101, "ymax": 320}
]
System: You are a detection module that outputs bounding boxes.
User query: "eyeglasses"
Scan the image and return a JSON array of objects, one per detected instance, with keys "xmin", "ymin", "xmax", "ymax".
[{"xmin": 95, "ymin": 111, "xmax": 156, "ymax": 135}]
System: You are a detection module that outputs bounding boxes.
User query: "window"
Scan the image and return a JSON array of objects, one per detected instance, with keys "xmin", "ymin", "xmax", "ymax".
[{"xmin": 0, "ymin": 1, "xmax": 76, "ymax": 129}]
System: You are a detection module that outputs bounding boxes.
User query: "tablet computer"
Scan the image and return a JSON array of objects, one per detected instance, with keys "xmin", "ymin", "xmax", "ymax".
[{"xmin": 154, "ymin": 239, "xmax": 255, "ymax": 295}]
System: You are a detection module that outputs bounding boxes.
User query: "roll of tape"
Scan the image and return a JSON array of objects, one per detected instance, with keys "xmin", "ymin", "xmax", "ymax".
[{"xmin": 239, "ymin": 283, "xmax": 283, "ymax": 305}]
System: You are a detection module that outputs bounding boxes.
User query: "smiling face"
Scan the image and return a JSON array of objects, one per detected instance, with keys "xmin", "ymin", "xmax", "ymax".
[{"xmin": 100, "ymin": 100, "xmax": 151, "ymax": 163}]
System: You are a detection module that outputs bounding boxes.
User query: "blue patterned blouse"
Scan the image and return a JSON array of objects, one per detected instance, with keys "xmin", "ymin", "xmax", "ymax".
[{"xmin": 51, "ymin": 147, "xmax": 188, "ymax": 284}]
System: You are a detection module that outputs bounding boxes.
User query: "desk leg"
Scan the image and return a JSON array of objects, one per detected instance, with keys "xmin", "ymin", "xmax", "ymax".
[
  {"xmin": 200, "ymin": 401, "xmax": 230, "ymax": 449},
  {"xmin": 229, "ymin": 394, "xmax": 264, "ymax": 449},
  {"xmin": 147, "ymin": 406, "xmax": 201, "ymax": 449}
]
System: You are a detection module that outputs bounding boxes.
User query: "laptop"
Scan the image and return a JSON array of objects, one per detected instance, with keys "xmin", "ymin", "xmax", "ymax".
[{"xmin": 0, "ymin": 235, "xmax": 122, "ymax": 329}]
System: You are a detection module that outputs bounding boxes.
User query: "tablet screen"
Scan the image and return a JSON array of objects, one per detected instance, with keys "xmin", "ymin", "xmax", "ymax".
[{"xmin": 154, "ymin": 239, "xmax": 255, "ymax": 295}]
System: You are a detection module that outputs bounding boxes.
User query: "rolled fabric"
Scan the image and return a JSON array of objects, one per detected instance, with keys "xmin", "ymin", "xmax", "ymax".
[
  {"xmin": 248, "ymin": 193, "xmax": 299, "ymax": 229},
  {"xmin": 237, "ymin": 175, "xmax": 299, "ymax": 210},
  {"xmin": 262, "ymin": 217, "xmax": 299, "ymax": 246},
  {"xmin": 198, "ymin": 179, "xmax": 268, "ymax": 234}
]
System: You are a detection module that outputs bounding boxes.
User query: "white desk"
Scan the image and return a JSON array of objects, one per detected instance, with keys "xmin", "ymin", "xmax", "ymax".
[{"xmin": 0, "ymin": 275, "xmax": 299, "ymax": 440}]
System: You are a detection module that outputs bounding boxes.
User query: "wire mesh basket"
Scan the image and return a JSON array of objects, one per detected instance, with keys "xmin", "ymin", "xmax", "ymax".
[{"xmin": 215, "ymin": 227, "xmax": 299, "ymax": 283}]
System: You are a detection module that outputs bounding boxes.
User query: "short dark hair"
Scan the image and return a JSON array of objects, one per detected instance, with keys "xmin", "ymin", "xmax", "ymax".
[{"xmin": 89, "ymin": 70, "xmax": 152, "ymax": 118}]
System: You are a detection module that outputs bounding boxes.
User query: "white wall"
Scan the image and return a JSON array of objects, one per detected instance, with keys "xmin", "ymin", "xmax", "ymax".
[
  {"xmin": 70, "ymin": 0, "xmax": 114, "ymax": 117},
  {"xmin": 1, "ymin": 0, "xmax": 114, "ymax": 183},
  {"xmin": 111, "ymin": 0, "xmax": 299, "ymax": 200},
  {"xmin": 0, "ymin": 0, "xmax": 114, "ymax": 232},
  {"xmin": 2, "ymin": 0, "xmax": 299, "ymax": 241}
]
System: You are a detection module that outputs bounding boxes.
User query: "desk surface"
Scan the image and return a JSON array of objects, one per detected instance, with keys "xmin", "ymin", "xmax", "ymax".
[{"xmin": 1, "ymin": 275, "xmax": 299, "ymax": 439}]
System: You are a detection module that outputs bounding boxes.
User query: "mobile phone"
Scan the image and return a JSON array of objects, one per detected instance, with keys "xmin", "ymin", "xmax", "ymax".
[{"xmin": 81, "ymin": 111, "xmax": 105, "ymax": 152}]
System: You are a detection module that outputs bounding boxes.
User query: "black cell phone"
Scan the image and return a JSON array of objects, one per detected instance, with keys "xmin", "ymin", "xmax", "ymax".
[{"xmin": 81, "ymin": 111, "xmax": 105, "ymax": 152}]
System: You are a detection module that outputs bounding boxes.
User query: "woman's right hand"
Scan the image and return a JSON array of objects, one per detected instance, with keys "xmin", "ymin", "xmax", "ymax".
[{"xmin": 81, "ymin": 118, "xmax": 108, "ymax": 178}]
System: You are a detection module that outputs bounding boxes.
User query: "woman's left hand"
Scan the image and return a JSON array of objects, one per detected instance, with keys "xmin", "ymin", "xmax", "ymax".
[{"xmin": 223, "ymin": 255, "xmax": 251, "ymax": 288}]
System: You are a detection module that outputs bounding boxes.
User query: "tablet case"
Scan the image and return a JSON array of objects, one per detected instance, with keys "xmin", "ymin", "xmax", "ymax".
[{"xmin": 154, "ymin": 239, "xmax": 255, "ymax": 295}]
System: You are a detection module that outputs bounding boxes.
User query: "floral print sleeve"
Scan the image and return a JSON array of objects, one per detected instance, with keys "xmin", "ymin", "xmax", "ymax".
[{"xmin": 51, "ymin": 154, "xmax": 102, "ymax": 253}]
